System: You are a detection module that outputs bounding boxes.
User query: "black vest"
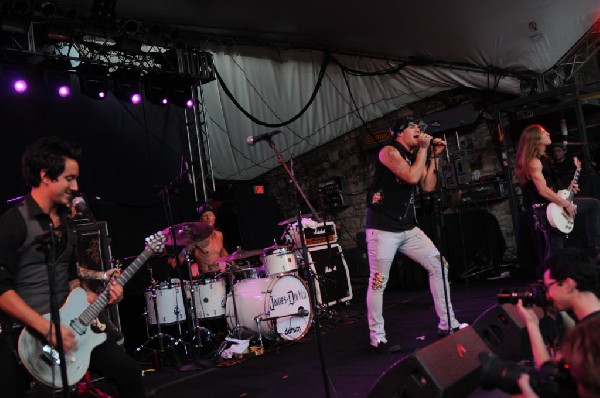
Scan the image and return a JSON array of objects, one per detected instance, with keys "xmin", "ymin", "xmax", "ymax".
[
  {"xmin": 15, "ymin": 200, "xmax": 73, "ymax": 315},
  {"xmin": 366, "ymin": 141, "xmax": 417, "ymax": 232},
  {"xmin": 521, "ymin": 155, "xmax": 558, "ymax": 207}
]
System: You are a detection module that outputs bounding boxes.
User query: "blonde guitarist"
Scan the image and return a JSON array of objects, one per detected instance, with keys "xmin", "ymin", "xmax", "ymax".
[
  {"xmin": 0, "ymin": 137, "xmax": 145, "ymax": 398},
  {"xmin": 515, "ymin": 124, "xmax": 600, "ymax": 260}
]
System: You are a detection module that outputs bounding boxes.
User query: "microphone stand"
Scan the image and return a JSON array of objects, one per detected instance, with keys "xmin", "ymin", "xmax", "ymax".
[
  {"xmin": 265, "ymin": 138, "xmax": 331, "ymax": 398},
  {"xmin": 43, "ymin": 224, "xmax": 70, "ymax": 394},
  {"xmin": 430, "ymin": 150, "xmax": 452, "ymax": 336}
]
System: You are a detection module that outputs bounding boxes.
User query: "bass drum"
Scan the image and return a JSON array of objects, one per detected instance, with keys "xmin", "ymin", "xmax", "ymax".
[{"xmin": 226, "ymin": 275, "xmax": 312, "ymax": 341}]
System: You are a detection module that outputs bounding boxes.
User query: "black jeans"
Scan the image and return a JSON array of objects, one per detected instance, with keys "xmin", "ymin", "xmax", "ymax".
[{"xmin": 0, "ymin": 329, "xmax": 145, "ymax": 398}]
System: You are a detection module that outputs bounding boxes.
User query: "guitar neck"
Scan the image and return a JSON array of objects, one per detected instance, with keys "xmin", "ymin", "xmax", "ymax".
[
  {"xmin": 567, "ymin": 168, "xmax": 581, "ymax": 201},
  {"xmin": 78, "ymin": 248, "xmax": 155, "ymax": 326}
]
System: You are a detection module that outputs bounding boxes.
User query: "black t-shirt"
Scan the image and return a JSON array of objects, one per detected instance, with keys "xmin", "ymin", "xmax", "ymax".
[{"xmin": 521, "ymin": 155, "xmax": 559, "ymax": 207}]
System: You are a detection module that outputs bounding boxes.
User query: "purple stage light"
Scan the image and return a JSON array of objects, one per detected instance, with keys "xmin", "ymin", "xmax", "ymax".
[
  {"xmin": 98, "ymin": 91, "xmax": 106, "ymax": 99},
  {"xmin": 58, "ymin": 86, "xmax": 70, "ymax": 98},
  {"xmin": 13, "ymin": 80, "xmax": 28, "ymax": 93},
  {"xmin": 131, "ymin": 93, "xmax": 141, "ymax": 104},
  {"xmin": 161, "ymin": 98, "xmax": 168, "ymax": 105},
  {"xmin": 186, "ymin": 99, "xmax": 194, "ymax": 108}
]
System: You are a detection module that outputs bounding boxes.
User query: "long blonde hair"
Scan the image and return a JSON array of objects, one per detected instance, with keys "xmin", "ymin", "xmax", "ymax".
[{"xmin": 514, "ymin": 124, "xmax": 545, "ymax": 185}]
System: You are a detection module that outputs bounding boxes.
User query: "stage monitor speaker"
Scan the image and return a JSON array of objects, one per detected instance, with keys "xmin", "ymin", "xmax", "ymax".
[
  {"xmin": 307, "ymin": 244, "xmax": 353, "ymax": 306},
  {"xmin": 472, "ymin": 303, "xmax": 544, "ymax": 362},
  {"xmin": 368, "ymin": 326, "xmax": 491, "ymax": 398}
]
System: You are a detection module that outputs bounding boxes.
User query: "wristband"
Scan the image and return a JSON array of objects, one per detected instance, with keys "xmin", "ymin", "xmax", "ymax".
[{"xmin": 102, "ymin": 271, "xmax": 107, "ymax": 281}]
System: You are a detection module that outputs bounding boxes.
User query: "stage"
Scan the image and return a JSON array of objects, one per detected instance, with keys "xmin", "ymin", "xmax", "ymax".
[{"xmin": 115, "ymin": 275, "xmax": 526, "ymax": 398}]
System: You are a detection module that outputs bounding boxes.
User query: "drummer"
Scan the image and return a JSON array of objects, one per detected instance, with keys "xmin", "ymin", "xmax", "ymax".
[{"xmin": 188, "ymin": 204, "xmax": 228, "ymax": 277}]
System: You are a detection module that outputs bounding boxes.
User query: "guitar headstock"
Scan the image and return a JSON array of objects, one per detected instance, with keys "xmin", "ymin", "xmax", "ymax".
[
  {"xmin": 145, "ymin": 232, "xmax": 167, "ymax": 253},
  {"xmin": 573, "ymin": 156, "xmax": 582, "ymax": 170}
]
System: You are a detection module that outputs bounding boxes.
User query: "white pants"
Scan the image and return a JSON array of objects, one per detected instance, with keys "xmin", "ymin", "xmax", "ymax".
[{"xmin": 365, "ymin": 227, "xmax": 460, "ymax": 346}]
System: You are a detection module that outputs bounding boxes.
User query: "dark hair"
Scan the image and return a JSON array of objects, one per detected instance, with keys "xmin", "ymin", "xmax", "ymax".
[
  {"xmin": 544, "ymin": 248, "xmax": 600, "ymax": 295},
  {"xmin": 390, "ymin": 117, "xmax": 427, "ymax": 137},
  {"xmin": 561, "ymin": 317, "xmax": 600, "ymax": 397},
  {"xmin": 21, "ymin": 136, "xmax": 82, "ymax": 188}
]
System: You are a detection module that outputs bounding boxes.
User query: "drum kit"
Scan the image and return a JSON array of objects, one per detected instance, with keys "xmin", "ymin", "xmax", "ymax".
[{"xmin": 137, "ymin": 221, "xmax": 314, "ymax": 363}]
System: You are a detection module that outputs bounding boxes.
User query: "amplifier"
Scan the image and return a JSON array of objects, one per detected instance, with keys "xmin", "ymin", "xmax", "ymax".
[
  {"xmin": 307, "ymin": 244, "xmax": 352, "ymax": 307},
  {"xmin": 289, "ymin": 220, "xmax": 337, "ymax": 248}
]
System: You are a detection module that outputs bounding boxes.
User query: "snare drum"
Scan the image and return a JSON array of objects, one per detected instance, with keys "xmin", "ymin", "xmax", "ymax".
[
  {"xmin": 226, "ymin": 275, "xmax": 312, "ymax": 341},
  {"xmin": 186, "ymin": 278, "xmax": 227, "ymax": 319},
  {"xmin": 235, "ymin": 265, "xmax": 267, "ymax": 281},
  {"xmin": 144, "ymin": 281, "xmax": 187, "ymax": 325},
  {"xmin": 262, "ymin": 247, "xmax": 297, "ymax": 276}
]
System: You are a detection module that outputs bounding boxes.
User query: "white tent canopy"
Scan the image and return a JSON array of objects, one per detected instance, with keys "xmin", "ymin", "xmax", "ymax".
[{"xmin": 73, "ymin": 1, "xmax": 600, "ymax": 179}]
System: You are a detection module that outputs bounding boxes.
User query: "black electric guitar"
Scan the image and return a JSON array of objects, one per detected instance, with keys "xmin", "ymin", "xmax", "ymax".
[{"xmin": 18, "ymin": 232, "xmax": 166, "ymax": 388}]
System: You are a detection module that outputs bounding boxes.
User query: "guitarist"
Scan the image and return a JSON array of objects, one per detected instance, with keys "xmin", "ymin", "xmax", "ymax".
[
  {"xmin": 515, "ymin": 124, "xmax": 600, "ymax": 263},
  {"xmin": 0, "ymin": 137, "xmax": 145, "ymax": 397}
]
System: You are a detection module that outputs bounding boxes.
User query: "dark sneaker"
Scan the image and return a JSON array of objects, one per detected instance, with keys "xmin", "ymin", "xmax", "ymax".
[
  {"xmin": 371, "ymin": 341, "xmax": 403, "ymax": 354},
  {"xmin": 437, "ymin": 322, "xmax": 469, "ymax": 337}
]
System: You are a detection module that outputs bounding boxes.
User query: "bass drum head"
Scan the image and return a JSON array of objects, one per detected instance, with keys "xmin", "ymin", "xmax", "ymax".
[{"xmin": 226, "ymin": 275, "xmax": 312, "ymax": 341}]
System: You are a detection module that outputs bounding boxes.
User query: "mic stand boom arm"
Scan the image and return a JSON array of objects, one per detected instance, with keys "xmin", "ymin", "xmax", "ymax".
[{"xmin": 265, "ymin": 138, "xmax": 331, "ymax": 398}]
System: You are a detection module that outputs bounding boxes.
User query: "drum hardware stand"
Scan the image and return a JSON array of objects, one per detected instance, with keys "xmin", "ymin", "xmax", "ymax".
[
  {"xmin": 157, "ymin": 181, "xmax": 212, "ymax": 370},
  {"xmin": 263, "ymin": 139, "xmax": 332, "ymax": 398},
  {"xmin": 136, "ymin": 280, "xmax": 185, "ymax": 368}
]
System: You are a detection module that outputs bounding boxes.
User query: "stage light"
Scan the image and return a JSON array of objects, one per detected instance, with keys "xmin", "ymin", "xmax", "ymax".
[
  {"xmin": 111, "ymin": 68, "xmax": 141, "ymax": 104},
  {"xmin": 57, "ymin": 85, "xmax": 70, "ymax": 97},
  {"xmin": 142, "ymin": 71, "xmax": 169, "ymax": 106},
  {"xmin": 39, "ymin": 58, "xmax": 72, "ymax": 99},
  {"xmin": 76, "ymin": 63, "xmax": 109, "ymax": 100},
  {"xmin": 13, "ymin": 79, "xmax": 28, "ymax": 93},
  {"xmin": 169, "ymin": 75, "xmax": 196, "ymax": 108}
]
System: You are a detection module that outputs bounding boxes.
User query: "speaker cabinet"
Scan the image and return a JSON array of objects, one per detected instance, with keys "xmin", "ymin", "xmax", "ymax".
[
  {"xmin": 307, "ymin": 244, "xmax": 353, "ymax": 306},
  {"xmin": 368, "ymin": 326, "xmax": 491, "ymax": 398},
  {"xmin": 473, "ymin": 303, "xmax": 544, "ymax": 361}
]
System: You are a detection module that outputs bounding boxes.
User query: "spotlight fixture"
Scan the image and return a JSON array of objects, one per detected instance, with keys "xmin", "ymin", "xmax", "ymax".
[
  {"xmin": 39, "ymin": 58, "xmax": 72, "ymax": 98},
  {"xmin": 111, "ymin": 68, "xmax": 141, "ymax": 104},
  {"xmin": 123, "ymin": 19, "xmax": 140, "ymax": 35},
  {"xmin": 169, "ymin": 75, "xmax": 196, "ymax": 108},
  {"xmin": 13, "ymin": 79, "xmax": 28, "ymax": 93},
  {"xmin": 76, "ymin": 63, "xmax": 110, "ymax": 100},
  {"xmin": 142, "ymin": 71, "xmax": 169, "ymax": 106}
]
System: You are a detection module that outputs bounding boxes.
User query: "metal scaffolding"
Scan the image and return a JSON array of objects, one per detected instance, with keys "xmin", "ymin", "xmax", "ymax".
[{"xmin": 175, "ymin": 50, "xmax": 217, "ymax": 206}]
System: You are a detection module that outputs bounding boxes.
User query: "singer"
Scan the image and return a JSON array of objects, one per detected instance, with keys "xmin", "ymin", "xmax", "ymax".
[
  {"xmin": 0, "ymin": 136, "xmax": 145, "ymax": 398},
  {"xmin": 365, "ymin": 117, "xmax": 466, "ymax": 353},
  {"xmin": 515, "ymin": 124, "xmax": 600, "ymax": 265}
]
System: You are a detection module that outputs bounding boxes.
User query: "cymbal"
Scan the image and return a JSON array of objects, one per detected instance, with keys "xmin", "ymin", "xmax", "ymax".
[
  {"xmin": 215, "ymin": 248, "xmax": 264, "ymax": 263},
  {"xmin": 161, "ymin": 222, "xmax": 213, "ymax": 247},
  {"xmin": 277, "ymin": 213, "xmax": 317, "ymax": 226}
]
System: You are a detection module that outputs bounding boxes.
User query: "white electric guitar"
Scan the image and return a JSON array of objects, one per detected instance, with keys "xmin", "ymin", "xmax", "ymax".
[
  {"xmin": 546, "ymin": 157, "xmax": 581, "ymax": 234},
  {"xmin": 18, "ymin": 232, "xmax": 166, "ymax": 388}
]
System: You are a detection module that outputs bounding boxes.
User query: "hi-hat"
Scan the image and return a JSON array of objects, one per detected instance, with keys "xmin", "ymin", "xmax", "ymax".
[
  {"xmin": 161, "ymin": 222, "xmax": 213, "ymax": 246},
  {"xmin": 215, "ymin": 248, "xmax": 264, "ymax": 263}
]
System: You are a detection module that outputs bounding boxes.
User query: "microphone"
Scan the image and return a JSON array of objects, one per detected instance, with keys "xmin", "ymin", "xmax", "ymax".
[
  {"xmin": 246, "ymin": 130, "xmax": 282, "ymax": 146},
  {"xmin": 72, "ymin": 196, "xmax": 96, "ymax": 222},
  {"xmin": 562, "ymin": 141, "xmax": 587, "ymax": 146}
]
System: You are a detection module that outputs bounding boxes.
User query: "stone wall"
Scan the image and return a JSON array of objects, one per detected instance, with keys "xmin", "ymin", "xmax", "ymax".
[{"xmin": 259, "ymin": 89, "xmax": 518, "ymax": 264}]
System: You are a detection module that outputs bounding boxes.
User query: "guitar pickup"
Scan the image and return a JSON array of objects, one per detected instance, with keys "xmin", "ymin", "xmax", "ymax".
[{"xmin": 41, "ymin": 344, "xmax": 60, "ymax": 366}]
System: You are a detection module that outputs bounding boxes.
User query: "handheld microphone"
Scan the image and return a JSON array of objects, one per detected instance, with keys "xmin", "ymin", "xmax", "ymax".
[
  {"xmin": 246, "ymin": 130, "xmax": 282, "ymax": 146},
  {"xmin": 72, "ymin": 196, "xmax": 96, "ymax": 222}
]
